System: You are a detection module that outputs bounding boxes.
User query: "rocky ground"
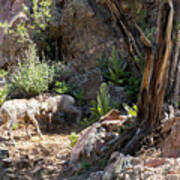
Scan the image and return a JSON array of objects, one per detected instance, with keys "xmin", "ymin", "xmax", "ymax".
[
  {"xmin": 0, "ymin": 123, "xmax": 78, "ymax": 180},
  {"xmin": 1, "ymin": 110, "xmax": 180, "ymax": 180}
]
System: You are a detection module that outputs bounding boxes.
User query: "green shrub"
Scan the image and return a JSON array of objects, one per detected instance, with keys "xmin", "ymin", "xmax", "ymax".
[
  {"xmin": 0, "ymin": 85, "xmax": 9, "ymax": 106},
  {"xmin": 0, "ymin": 70, "xmax": 9, "ymax": 106},
  {"xmin": 68, "ymin": 132, "xmax": 79, "ymax": 147},
  {"xmin": 91, "ymin": 83, "xmax": 111, "ymax": 119},
  {"xmin": 80, "ymin": 117, "xmax": 97, "ymax": 128},
  {"xmin": 97, "ymin": 47, "xmax": 141, "ymax": 102},
  {"xmin": 72, "ymin": 88, "xmax": 86, "ymax": 105},
  {"xmin": 126, "ymin": 75, "xmax": 141, "ymax": 102},
  {"xmin": 54, "ymin": 81, "xmax": 72, "ymax": 94},
  {"xmin": 103, "ymin": 47, "xmax": 129, "ymax": 84},
  {"xmin": 9, "ymin": 44, "xmax": 55, "ymax": 97},
  {"xmin": 0, "ymin": 0, "xmax": 52, "ymax": 44}
]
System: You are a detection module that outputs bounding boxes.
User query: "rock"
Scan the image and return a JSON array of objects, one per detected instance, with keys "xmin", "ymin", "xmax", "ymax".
[
  {"xmin": 0, "ymin": 148, "xmax": 9, "ymax": 159},
  {"xmin": 0, "ymin": 149, "xmax": 13, "ymax": 180},
  {"xmin": 161, "ymin": 117, "xmax": 180, "ymax": 158},
  {"xmin": 68, "ymin": 68, "xmax": 103, "ymax": 100},
  {"xmin": 69, "ymin": 110, "xmax": 131, "ymax": 171},
  {"xmin": 58, "ymin": 0, "xmax": 133, "ymax": 78},
  {"xmin": 100, "ymin": 109, "xmax": 133, "ymax": 131},
  {"xmin": 100, "ymin": 153, "xmax": 180, "ymax": 180},
  {"xmin": 108, "ymin": 84, "xmax": 130, "ymax": 106},
  {"xmin": 87, "ymin": 171, "xmax": 104, "ymax": 180},
  {"xmin": 60, "ymin": 0, "xmax": 117, "ymax": 62},
  {"xmin": 1, "ymin": 159, "xmax": 12, "ymax": 168}
]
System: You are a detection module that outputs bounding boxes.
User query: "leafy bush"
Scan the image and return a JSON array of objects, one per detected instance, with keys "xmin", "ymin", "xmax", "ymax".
[
  {"xmin": 68, "ymin": 132, "xmax": 79, "ymax": 147},
  {"xmin": 9, "ymin": 44, "xmax": 55, "ymax": 97},
  {"xmin": 91, "ymin": 83, "xmax": 111, "ymax": 119}
]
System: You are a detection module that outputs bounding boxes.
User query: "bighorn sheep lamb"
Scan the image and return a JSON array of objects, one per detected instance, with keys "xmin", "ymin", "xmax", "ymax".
[
  {"xmin": 0, "ymin": 95, "xmax": 81, "ymax": 144},
  {"xmin": 0, "ymin": 98, "xmax": 43, "ymax": 145},
  {"xmin": 41, "ymin": 95, "xmax": 81, "ymax": 128}
]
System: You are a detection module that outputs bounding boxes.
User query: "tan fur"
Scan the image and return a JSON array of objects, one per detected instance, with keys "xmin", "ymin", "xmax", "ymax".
[
  {"xmin": 0, "ymin": 98, "xmax": 43, "ymax": 145},
  {"xmin": 0, "ymin": 95, "xmax": 81, "ymax": 144},
  {"xmin": 41, "ymin": 95, "xmax": 81, "ymax": 127}
]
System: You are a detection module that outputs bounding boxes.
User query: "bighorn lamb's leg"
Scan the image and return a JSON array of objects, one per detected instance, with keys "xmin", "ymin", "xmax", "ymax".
[
  {"xmin": 6, "ymin": 113, "xmax": 16, "ymax": 145},
  {"xmin": 25, "ymin": 119, "xmax": 32, "ymax": 139},
  {"xmin": 27, "ymin": 110, "xmax": 43, "ymax": 139}
]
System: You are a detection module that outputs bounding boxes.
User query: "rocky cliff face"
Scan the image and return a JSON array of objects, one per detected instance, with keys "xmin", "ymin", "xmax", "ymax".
[
  {"xmin": 0, "ymin": 0, "xmax": 130, "ymax": 69},
  {"xmin": 0, "ymin": 0, "xmax": 26, "ymax": 67}
]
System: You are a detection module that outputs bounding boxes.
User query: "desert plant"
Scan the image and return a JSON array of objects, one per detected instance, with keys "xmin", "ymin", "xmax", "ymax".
[
  {"xmin": 68, "ymin": 132, "xmax": 79, "ymax": 147},
  {"xmin": 123, "ymin": 103, "xmax": 138, "ymax": 117},
  {"xmin": 54, "ymin": 81, "xmax": 72, "ymax": 94},
  {"xmin": 72, "ymin": 88, "xmax": 86, "ymax": 105},
  {"xmin": 97, "ymin": 47, "xmax": 141, "ymax": 102},
  {"xmin": 0, "ymin": 70, "xmax": 9, "ymax": 106},
  {"xmin": 126, "ymin": 75, "xmax": 141, "ymax": 102},
  {"xmin": 0, "ymin": 0, "xmax": 52, "ymax": 43},
  {"xmin": 0, "ymin": 85, "xmax": 9, "ymax": 106},
  {"xmin": 9, "ymin": 44, "xmax": 55, "ymax": 97},
  {"xmin": 91, "ymin": 83, "xmax": 111, "ymax": 119},
  {"xmin": 104, "ymin": 47, "xmax": 129, "ymax": 84}
]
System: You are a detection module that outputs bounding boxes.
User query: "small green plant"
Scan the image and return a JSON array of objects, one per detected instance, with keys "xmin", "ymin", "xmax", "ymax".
[
  {"xmin": 123, "ymin": 103, "xmax": 138, "ymax": 117},
  {"xmin": 9, "ymin": 44, "xmax": 55, "ymax": 97},
  {"xmin": 144, "ymin": 27, "xmax": 156, "ymax": 42},
  {"xmin": 30, "ymin": 0, "xmax": 52, "ymax": 30},
  {"xmin": 0, "ymin": 70, "xmax": 9, "ymax": 106},
  {"xmin": 96, "ymin": 56, "xmax": 109, "ymax": 70},
  {"xmin": 24, "ymin": 0, "xmax": 52, "ymax": 41},
  {"xmin": 80, "ymin": 117, "xmax": 97, "ymax": 128},
  {"xmin": 54, "ymin": 81, "xmax": 72, "ymax": 94},
  {"xmin": 104, "ymin": 47, "xmax": 129, "ymax": 84},
  {"xmin": 91, "ymin": 83, "xmax": 111, "ymax": 119},
  {"xmin": 68, "ymin": 132, "xmax": 79, "ymax": 147},
  {"xmin": 0, "ymin": 21, "xmax": 11, "ymax": 34},
  {"xmin": 12, "ymin": 124, "xmax": 19, "ymax": 131},
  {"xmin": 72, "ymin": 88, "xmax": 86, "ymax": 105},
  {"xmin": 0, "ymin": 69, "xmax": 8, "ymax": 78},
  {"xmin": 77, "ymin": 160, "xmax": 92, "ymax": 175},
  {"xmin": 126, "ymin": 75, "xmax": 141, "ymax": 102},
  {"xmin": 0, "ymin": 85, "xmax": 9, "ymax": 106}
]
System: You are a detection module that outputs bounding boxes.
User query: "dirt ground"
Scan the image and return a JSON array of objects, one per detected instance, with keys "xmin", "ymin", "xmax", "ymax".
[{"xmin": 0, "ymin": 123, "xmax": 78, "ymax": 180}]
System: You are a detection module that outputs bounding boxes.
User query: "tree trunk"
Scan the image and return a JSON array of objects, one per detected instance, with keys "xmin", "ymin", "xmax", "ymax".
[
  {"xmin": 123, "ymin": 0, "xmax": 180, "ymax": 154},
  {"xmin": 105, "ymin": 0, "xmax": 180, "ymax": 154}
]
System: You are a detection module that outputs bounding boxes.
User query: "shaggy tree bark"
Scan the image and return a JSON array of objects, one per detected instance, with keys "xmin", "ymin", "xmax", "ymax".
[{"xmin": 105, "ymin": 0, "xmax": 180, "ymax": 154}]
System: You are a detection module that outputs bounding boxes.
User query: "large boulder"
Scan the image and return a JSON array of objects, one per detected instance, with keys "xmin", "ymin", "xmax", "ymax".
[
  {"xmin": 69, "ymin": 109, "xmax": 132, "ymax": 171},
  {"xmin": 67, "ymin": 68, "xmax": 103, "ymax": 100},
  {"xmin": 60, "ymin": 0, "xmax": 119, "ymax": 62}
]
